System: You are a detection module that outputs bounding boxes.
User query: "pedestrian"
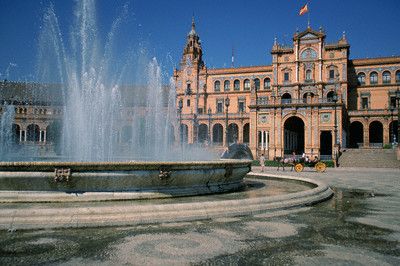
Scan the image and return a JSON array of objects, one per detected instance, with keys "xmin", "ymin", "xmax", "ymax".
[{"xmin": 259, "ymin": 153, "xmax": 266, "ymax": 172}]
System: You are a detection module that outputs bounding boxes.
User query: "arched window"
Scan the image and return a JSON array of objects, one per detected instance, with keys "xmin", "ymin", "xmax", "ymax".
[
  {"xmin": 224, "ymin": 80, "xmax": 230, "ymax": 91},
  {"xmin": 234, "ymin": 79, "xmax": 240, "ymax": 90},
  {"xmin": 357, "ymin": 72, "xmax": 366, "ymax": 85},
  {"xmin": 244, "ymin": 79, "xmax": 250, "ymax": 90},
  {"xmin": 263, "ymin": 78, "xmax": 271, "ymax": 89},
  {"xmin": 327, "ymin": 91, "xmax": 335, "ymax": 102},
  {"xmin": 281, "ymin": 93, "xmax": 292, "ymax": 104},
  {"xmin": 382, "ymin": 71, "xmax": 391, "ymax": 84},
  {"xmin": 396, "ymin": 70, "xmax": 400, "ymax": 83},
  {"xmin": 370, "ymin": 72, "xmax": 378, "ymax": 84},
  {"xmin": 305, "ymin": 69, "xmax": 312, "ymax": 81},
  {"xmin": 300, "ymin": 48, "xmax": 317, "ymax": 59},
  {"xmin": 214, "ymin": 80, "xmax": 220, "ymax": 91},
  {"xmin": 254, "ymin": 78, "xmax": 260, "ymax": 91}
]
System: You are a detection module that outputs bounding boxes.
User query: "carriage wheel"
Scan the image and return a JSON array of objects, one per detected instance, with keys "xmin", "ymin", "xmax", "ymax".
[
  {"xmin": 294, "ymin": 163, "xmax": 304, "ymax": 173},
  {"xmin": 315, "ymin": 162, "xmax": 326, "ymax": 173}
]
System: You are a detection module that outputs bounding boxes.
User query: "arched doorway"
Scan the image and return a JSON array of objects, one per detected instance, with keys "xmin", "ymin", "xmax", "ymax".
[
  {"xmin": 212, "ymin": 123, "xmax": 223, "ymax": 145},
  {"xmin": 369, "ymin": 121, "xmax": 383, "ymax": 147},
  {"xmin": 349, "ymin": 121, "xmax": 363, "ymax": 148},
  {"xmin": 320, "ymin": 131, "xmax": 332, "ymax": 157},
  {"xmin": 228, "ymin": 123, "xmax": 239, "ymax": 144},
  {"xmin": 284, "ymin": 116, "xmax": 304, "ymax": 155},
  {"xmin": 243, "ymin": 123, "xmax": 250, "ymax": 144},
  {"xmin": 180, "ymin": 124, "xmax": 188, "ymax": 144},
  {"xmin": 389, "ymin": 120, "xmax": 398, "ymax": 144},
  {"xmin": 27, "ymin": 124, "xmax": 40, "ymax": 142},
  {"xmin": 198, "ymin": 124, "xmax": 208, "ymax": 143}
]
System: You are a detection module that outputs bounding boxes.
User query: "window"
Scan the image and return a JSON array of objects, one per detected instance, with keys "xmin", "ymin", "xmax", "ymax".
[
  {"xmin": 396, "ymin": 70, "xmax": 400, "ymax": 83},
  {"xmin": 329, "ymin": 69, "xmax": 335, "ymax": 79},
  {"xmin": 244, "ymin": 79, "xmax": 250, "ymax": 90},
  {"xmin": 224, "ymin": 80, "xmax": 230, "ymax": 91},
  {"xmin": 301, "ymin": 48, "xmax": 317, "ymax": 59},
  {"xmin": 238, "ymin": 100, "xmax": 245, "ymax": 112},
  {"xmin": 382, "ymin": 71, "xmax": 391, "ymax": 84},
  {"xmin": 254, "ymin": 78, "xmax": 260, "ymax": 91},
  {"xmin": 361, "ymin": 97, "xmax": 369, "ymax": 109},
  {"xmin": 186, "ymin": 83, "xmax": 192, "ymax": 95},
  {"xmin": 390, "ymin": 97, "xmax": 396, "ymax": 109},
  {"xmin": 370, "ymin": 72, "xmax": 378, "ymax": 84},
  {"xmin": 305, "ymin": 69, "xmax": 312, "ymax": 81},
  {"xmin": 284, "ymin": 72, "xmax": 289, "ymax": 82},
  {"xmin": 357, "ymin": 72, "xmax": 366, "ymax": 85},
  {"xmin": 258, "ymin": 96, "xmax": 268, "ymax": 105},
  {"xmin": 187, "ymin": 99, "xmax": 190, "ymax": 107},
  {"xmin": 327, "ymin": 91, "xmax": 335, "ymax": 102},
  {"xmin": 281, "ymin": 93, "xmax": 292, "ymax": 104},
  {"xmin": 234, "ymin": 79, "xmax": 240, "ymax": 90},
  {"xmin": 263, "ymin": 78, "xmax": 271, "ymax": 89},
  {"xmin": 216, "ymin": 100, "xmax": 223, "ymax": 113},
  {"xmin": 214, "ymin": 81, "xmax": 220, "ymax": 91}
]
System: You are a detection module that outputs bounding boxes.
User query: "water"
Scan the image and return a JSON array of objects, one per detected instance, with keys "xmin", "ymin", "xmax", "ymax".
[
  {"xmin": 31, "ymin": 0, "xmax": 216, "ymax": 162},
  {"xmin": 0, "ymin": 105, "xmax": 15, "ymax": 160}
]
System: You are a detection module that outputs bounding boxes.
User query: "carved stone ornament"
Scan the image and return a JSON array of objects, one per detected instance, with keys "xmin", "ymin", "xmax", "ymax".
[{"xmin": 54, "ymin": 168, "xmax": 71, "ymax": 182}]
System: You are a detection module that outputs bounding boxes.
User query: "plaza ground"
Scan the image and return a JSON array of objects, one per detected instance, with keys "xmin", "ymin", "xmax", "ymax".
[{"xmin": 0, "ymin": 166, "xmax": 399, "ymax": 265}]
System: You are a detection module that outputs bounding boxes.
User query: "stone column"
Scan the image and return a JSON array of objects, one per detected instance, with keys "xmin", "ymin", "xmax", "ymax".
[
  {"xmin": 39, "ymin": 131, "xmax": 43, "ymax": 142},
  {"xmin": 43, "ymin": 130, "xmax": 47, "ymax": 143},
  {"xmin": 19, "ymin": 130, "xmax": 22, "ymax": 142}
]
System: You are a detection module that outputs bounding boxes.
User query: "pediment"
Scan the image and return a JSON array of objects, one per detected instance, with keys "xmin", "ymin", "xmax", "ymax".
[{"xmin": 301, "ymin": 33, "xmax": 318, "ymax": 39}]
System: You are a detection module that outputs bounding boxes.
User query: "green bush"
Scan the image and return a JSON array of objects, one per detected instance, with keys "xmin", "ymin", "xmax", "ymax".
[{"xmin": 383, "ymin": 144, "xmax": 392, "ymax": 149}]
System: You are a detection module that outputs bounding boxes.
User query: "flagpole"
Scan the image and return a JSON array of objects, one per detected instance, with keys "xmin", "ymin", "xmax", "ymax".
[{"xmin": 307, "ymin": 1, "xmax": 311, "ymax": 28}]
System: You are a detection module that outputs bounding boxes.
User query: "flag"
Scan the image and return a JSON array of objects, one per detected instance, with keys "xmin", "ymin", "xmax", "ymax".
[{"xmin": 299, "ymin": 3, "xmax": 308, "ymax": 16}]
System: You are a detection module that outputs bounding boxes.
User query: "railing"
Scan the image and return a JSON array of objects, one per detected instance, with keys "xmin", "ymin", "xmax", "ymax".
[{"xmin": 369, "ymin": 143, "xmax": 383, "ymax": 148}]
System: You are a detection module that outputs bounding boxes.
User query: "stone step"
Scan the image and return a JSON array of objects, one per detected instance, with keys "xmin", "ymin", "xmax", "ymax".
[{"xmin": 338, "ymin": 148, "xmax": 400, "ymax": 168}]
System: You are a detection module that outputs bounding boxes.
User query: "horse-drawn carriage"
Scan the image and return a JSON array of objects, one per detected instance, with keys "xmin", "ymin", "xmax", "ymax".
[
  {"xmin": 293, "ymin": 157, "xmax": 326, "ymax": 173},
  {"xmin": 274, "ymin": 156, "xmax": 326, "ymax": 173}
]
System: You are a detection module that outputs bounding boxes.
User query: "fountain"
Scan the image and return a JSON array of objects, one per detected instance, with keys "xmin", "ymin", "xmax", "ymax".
[{"xmin": 0, "ymin": 1, "xmax": 332, "ymax": 230}]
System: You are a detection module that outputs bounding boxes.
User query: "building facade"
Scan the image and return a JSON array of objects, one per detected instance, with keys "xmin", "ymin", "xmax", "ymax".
[{"xmin": 174, "ymin": 21, "xmax": 400, "ymax": 159}]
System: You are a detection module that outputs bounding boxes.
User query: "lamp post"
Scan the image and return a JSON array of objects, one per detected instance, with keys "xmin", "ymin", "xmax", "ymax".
[
  {"xmin": 332, "ymin": 84, "xmax": 339, "ymax": 167},
  {"xmin": 178, "ymin": 100, "xmax": 183, "ymax": 145},
  {"xmin": 390, "ymin": 106, "xmax": 395, "ymax": 146},
  {"xmin": 396, "ymin": 88, "xmax": 400, "ymax": 148},
  {"xmin": 224, "ymin": 96, "xmax": 230, "ymax": 147},
  {"xmin": 207, "ymin": 107, "xmax": 212, "ymax": 144}
]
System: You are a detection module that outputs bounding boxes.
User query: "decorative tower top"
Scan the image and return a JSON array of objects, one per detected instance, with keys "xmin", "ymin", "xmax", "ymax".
[{"xmin": 181, "ymin": 17, "xmax": 204, "ymax": 67}]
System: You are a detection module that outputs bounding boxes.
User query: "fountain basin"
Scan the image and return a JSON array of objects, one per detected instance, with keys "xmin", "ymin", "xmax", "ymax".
[{"xmin": 0, "ymin": 160, "xmax": 251, "ymax": 200}]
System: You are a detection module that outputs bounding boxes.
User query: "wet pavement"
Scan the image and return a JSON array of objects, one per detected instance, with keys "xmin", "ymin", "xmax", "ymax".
[{"xmin": 0, "ymin": 167, "xmax": 399, "ymax": 265}]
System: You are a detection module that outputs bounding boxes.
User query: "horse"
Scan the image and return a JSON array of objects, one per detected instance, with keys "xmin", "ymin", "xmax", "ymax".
[{"xmin": 274, "ymin": 156, "xmax": 296, "ymax": 171}]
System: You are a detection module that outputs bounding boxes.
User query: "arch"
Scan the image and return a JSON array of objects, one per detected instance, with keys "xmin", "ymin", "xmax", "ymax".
[
  {"xmin": 327, "ymin": 91, "xmax": 335, "ymax": 102},
  {"xmin": 228, "ymin": 123, "xmax": 239, "ymax": 144},
  {"xmin": 244, "ymin": 79, "xmax": 250, "ymax": 90},
  {"xmin": 243, "ymin": 123, "xmax": 250, "ymax": 144},
  {"xmin": 47, "ymin": 121, "xmax": 62, "ymax": 154},
  {"xmin": 180, "ymin": 124, "xmax": 189, "ymax": 144},
  {"xmin": 300, "ymin": 48, "xmax": 317, "ymax": 59},
  {"xmin": 254, "ymin": 78, "xmax": 260, "ymax": 91},
  {"xmin": 281, "ymin": 93, "xmax": 292, "ymax": 104},
  {"xmin": 389, "ymin": 120, "xmax": 398, "ymax": 144},
  {"xmin": 284, "ymin": 116, "xmax": 305, "ymax": 155},
  {"xmin": 168, "ymin": 124, "xmax": 175, "ymax": 145},
  {"xmin": 349, "ymin": 121, "xmax": 364, "ymax": 148},
  {"xmin": 396, "ymin": 70, "xmax": 400, "ymax": 83},
  {"xmin": 369, "ymin": 71, "xmax": 378, "ymax": 84},
  {"xmin": 263, "ymin": 78, "xmax": 271, "ymax": 90},
  {"xmin": 369, "ymin": 121, "xmax": 383, "ymax": 146},
  {"xmin": 26, "ymin": 124, "xmax": 40, "ymax": 142},
  {"xmin": 214, "ymin": 80, "xmax": 221, "ymax": 91},
  {"xmin": 382, "ymin": 71, "xmax": 391, "ymax": 84},
  {"xmin": 224, "ymin": 80, "xmax": 230, "ymax": 91},
  {"xmin": 212, "ymin": 123, "xmax": 223, "ymax": 144},
  {"xmin": 303, "ymin": 92, "xmax": 315, "ymax": 103},
  {"xmin": 233, "ymin": 79, "xmax": 240, "ymax": 90},
  {"xmin": 198, "ymin": 124, "xmax": 208, "ymax": 143}
]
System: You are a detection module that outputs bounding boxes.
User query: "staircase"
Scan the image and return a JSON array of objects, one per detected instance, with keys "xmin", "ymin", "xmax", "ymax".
[{"xmin": 338, "ymin": 148, "xmax": 400, "ymax": 168}]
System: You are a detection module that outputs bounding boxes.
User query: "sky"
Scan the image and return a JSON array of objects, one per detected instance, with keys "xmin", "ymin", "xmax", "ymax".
[{"xmin": 0, "ymin": 0, "xmax": 399, "ymax": 83}]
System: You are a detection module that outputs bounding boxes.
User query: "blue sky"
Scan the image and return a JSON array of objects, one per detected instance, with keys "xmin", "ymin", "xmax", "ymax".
[{"xmin": 0, "ymin": 0, "xmax": 399, "ymax": 82}]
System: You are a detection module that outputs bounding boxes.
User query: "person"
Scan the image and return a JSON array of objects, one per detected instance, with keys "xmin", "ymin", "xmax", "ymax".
[
  {"xmin": 291, "ymin": 151, "xmax": 296, "ymax": 163},
  {"xmin": 259, "ymin": 153, "xmax": 266, "ymax": 172}
]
